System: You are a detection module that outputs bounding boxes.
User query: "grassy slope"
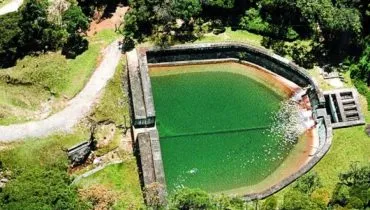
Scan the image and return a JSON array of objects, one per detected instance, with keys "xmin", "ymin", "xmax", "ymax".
[
  {"xmin": 74, "ymin": 57, "xmax": 143, "ymax": 209},
  {"xmin": 90, "ymin": 58, "xmax": 130, "ymax": 126},
  {"xmin": 312, "ymin": 96, "xmax": 370, "ymax": 193},
  {"xmin": 0, "ymin": 29, "xmax": 120, "ymax": 125},
  {"xmin": 0, "ymin": 54, "xmax": 143, "ymax": 209},
  {"xmin": 75, "ymin": 161, "xmax": 144, "ymax": 210}
]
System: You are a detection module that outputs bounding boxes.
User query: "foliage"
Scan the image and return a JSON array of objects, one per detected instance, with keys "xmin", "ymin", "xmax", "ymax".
[
  {"xmin": 169, "ymin": 188, "xmax": 212, "ymax": 210},
  {"xmin": 330, "ymin": 164, "xmax": 370, "ymax": 209},
  {"xmin": 62, "ymin": 5, "xmax": 89, "ymax": 34},
  {"xmin": 240, "ymin": 8, "xmax": 298, "ymax": 40},
  {"xmin": 289, "ymin": 43, "xmax": 315, "ymax": 69},
  {"xmin": 17, "ymin": 0, "xmax": 67, "ymax": 53},
  {"xmin": 0, "ymin": 128, "xmax": 90, "ymax": 210},
  {"xmin": 261, "ymin": 196, "xmax": 278, "ymax": 210},
  {"xmin": 79, "ymin": 184, "xmax": 117, "ymax": 210},
  {"xmin": 168, "ymin": 188, "xmax": 251, "ymax": 209},
  {"xmin": 62, "ymin": 33, "xmax": 89, "ymax": 58},
  {"xmin": 0, "ymin": 12, "xmax": 21, "ymax": 67},
  {"xmin": 280, "ymin": 172, "xmax": 325, "ymax": 210},
  {"xmin": 0, "ymin": 0, "xmax": 90, "ymax": 67},
  {"xmin": 293, "ymin": 172, "xmax": 322, "ymax": 195},
  {"xmin": 281, "ymin": 190, "xmax": 324, "ymax": 210},
  {"xmin": 0, "ymin": 166, "xmax": 87, "ymax": 210}
]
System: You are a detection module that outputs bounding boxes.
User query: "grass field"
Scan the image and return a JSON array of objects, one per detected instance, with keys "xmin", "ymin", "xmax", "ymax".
[
  {"xmin": 75, "ymin": 161, "xmax": 144, "ymax": 210},
  {"xmin": 0, "ymin": 30, "xmax": 121, "ymax": 125},
  {"xmin": 0, "ymin": 54, "xmax": 143, "ymax": 209},
  {"xmin": 196, "ymin": 27, "xmax": 263, "ymax": 46}
]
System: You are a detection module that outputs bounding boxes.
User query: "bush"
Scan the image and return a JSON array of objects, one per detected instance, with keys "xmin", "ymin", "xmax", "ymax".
[
  {"xmin": 289, "ymin": 43, "xmax": 315, "ymax": 69},
  {"xmin": 261, "ymin": 196, "xmax": 278, "ymax": 210},
  {"xmin": 0, "ymin": 166, "xmax": 87, "ymax": 210},
  {"xmin": 271, "ymin": 40, "xmax": 288, "ymax": 57},
  {"xmin": 330, "ymin": 164, "xmax": 370, "ymax": 209},
  {"xmin": 239, "ymin": 8, "xmax": 271, "ymax": 35},
  {"xmin": 170, "ymin": 188, "xmax": 212, "ymax": 209},
  {"xmin": 0, "ymin": 12, "xmax": 21, "ymax": 68},
  {"xmin": 353, "ymin": 79, "xmax": 370, "ymax": 110},
  {"xmin": 62, "ymin": 34, "xmax": 89, "ymax": 59},
  {"xmin": 293, "ymin": 172, "xmax": 322, "ymax": 195},
  {"xmin": 281, "ymin": 190, "xmax": 324, "ymax": 210}
]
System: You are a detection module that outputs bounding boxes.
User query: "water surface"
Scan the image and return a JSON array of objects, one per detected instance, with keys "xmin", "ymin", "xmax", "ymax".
[{"xmin": 150, "ymin": 63, "xmax": 293, "ymax": 193}]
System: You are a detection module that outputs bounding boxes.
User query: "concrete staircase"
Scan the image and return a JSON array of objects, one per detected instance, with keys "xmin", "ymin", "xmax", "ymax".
[{"xmin": 323, "ymin": 88, "xmax": 365, "ymax": 128}]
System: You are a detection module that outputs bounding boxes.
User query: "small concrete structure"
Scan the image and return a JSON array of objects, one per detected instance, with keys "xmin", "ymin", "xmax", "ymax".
[
  {"xmin": 127, "ymin": 49, "xmax": 155, "ymax": 128},
  {"xmin": 323, "ymin": 88, "xmax": 365, "ymax": 128},
  {"xmin": 67, "ymin": 140, "xmax": 94, "ymax": 166}
]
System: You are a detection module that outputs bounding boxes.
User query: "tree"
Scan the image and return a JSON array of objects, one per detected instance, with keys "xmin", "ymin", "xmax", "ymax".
[
  {"xmin": 18, "ymin": 0, "xmax": 67, "ymax": 53},
  {"xmin": 261, "ymin": 196, "xmax": 278, "ymax": 210},
  {"xmin": 0, "ymin": 12, "xmax": 21, "ymax": 67},
  {"xmin": 281, "ymin": 190, "xmax": 324, "ymax": 210},
  {"xmin": 62, "ymin": 5, "xmax": 89, "ymax": 34},
  {"xmin": 61, "ymin": 4, "xmax": 89, "ymax": 58},
  {"xmin": 169, "ymin": 188, "xmax": 212, "ymax": 210},
  {"xmin": 330, "ymin": 163, "xmax": 370, "ymax": 209},
  {"xmin": 0, "ymin": 167, "xmax": 87, "ymax": 210}
]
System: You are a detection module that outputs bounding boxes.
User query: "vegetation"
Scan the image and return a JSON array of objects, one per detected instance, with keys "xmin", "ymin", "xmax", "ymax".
[
  {"xmin": 90, "ymin": 58, "xmax": 130, "ymax": 126},
  {"xmin": 76, "ymin": 162, "xmax": 144, "ymax": 209},
  {"xmin": 0, "ymin": 29, "xmax": 120, "ymax": 125},
  {"xmin": 0, "ymin": 126, "xmax": 90, "ymax": 210},
  {"xmin": 0, "ymin": 0, "xmax": 89, "ymax": 67}
]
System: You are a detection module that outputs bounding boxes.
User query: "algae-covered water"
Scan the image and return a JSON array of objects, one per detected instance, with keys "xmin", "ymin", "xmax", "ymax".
[{"xmin": 150, "ymin": 63, "xmax": 293, "ymax": 193}]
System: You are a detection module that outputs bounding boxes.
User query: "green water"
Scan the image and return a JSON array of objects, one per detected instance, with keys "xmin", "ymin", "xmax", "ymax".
[{"xmin": 150, "ymin": 64, "xmax": 292, "ymax": 193}]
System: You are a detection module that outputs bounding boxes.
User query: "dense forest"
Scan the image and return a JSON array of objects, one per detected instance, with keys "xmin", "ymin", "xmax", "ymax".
[{"xmin": 122, "ymin": 0, "xmax": 370, "ymax": 106}]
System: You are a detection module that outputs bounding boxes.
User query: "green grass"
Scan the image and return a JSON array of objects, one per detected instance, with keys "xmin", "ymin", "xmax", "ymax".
[
  {"xmin": 75, "ymin": 161, "xmax": 144, "ymax": 210},
  {"xmin": 0, "ymin": 125, "xmax": 90, "ymax": 168},
  {"xmin": 311, "ymin": 95, "xmax": 370, "ymax": 193},
  {"xmin": 90, "ymin": 58, "xmax": 130, "ymax": 126},
  {"xmin": 196, "ymin": 27, "xmax": 263, "ymax": 46},
  {"xmin": 0, "ymin": 29, "xmax": 121, "ymax": 125}
]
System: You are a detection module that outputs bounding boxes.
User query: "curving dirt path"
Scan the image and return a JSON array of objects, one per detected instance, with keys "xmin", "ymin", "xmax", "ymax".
[
  {"xmin": 0, "ymin": 40, "xmax": 122, "ymax": 142},
  {"xmin": 0, "ymin": 0, "xmax": 23, "ymax": 16}
]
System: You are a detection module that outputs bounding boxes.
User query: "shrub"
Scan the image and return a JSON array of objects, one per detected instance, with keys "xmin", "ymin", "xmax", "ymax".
[
  {"xmin": 239, "ymin": 8, "xmax": 271, "ymax": 35},
  {"xmin": 0, "ymin": 167, "xmax": 87, "ymax": 210},
  {"xmin": 352, "ymin": 79, "xmax": 370, "ymax": 110},
  {"xmin": 169, "ymin": 188, "xmax": 212, "ymax": 210},
  {"xmin": 79, "ymin": 184, "xmax": 117, "ymax": 210},
  {"xmin": 271, "ymin": 40, "xmax": 288, "ymax": 57},
  {"xmin": 293, "ymin": 172, "xmax": 322, "ymax": 195},
  {"xmin": 289, "ymin": 43, "xmax": 315, "ymax": 69},
  {"xmin": 62, "ymin": 34, "xmax": 89, "ymax": 59},
  {"xmin": 261, "ymin": 196, "xmax": 278, "ymax": 210}
]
